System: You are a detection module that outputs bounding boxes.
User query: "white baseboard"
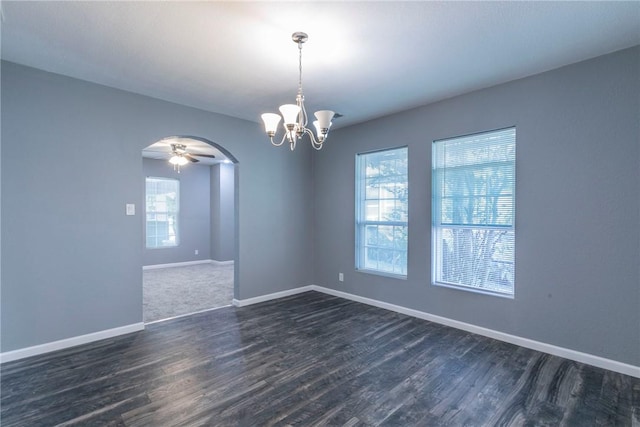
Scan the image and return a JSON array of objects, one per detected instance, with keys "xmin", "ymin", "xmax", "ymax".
[
  {"xmin": 143, "ymin": 259, "xmax": 214, "ymax": 270},
  {"xmin": 232, "ymin": 286, "xmax": 313, "ymax": 307},
  {"xmin": 211, "ymin": 260, "xmax": 234, "ymax": 267},
  {"xmin": 145, "ymin": 304, "xmax": 231, "ymax": 325},
  {"xmin": 308, "ymin": 285, "xmax": 640, "ymax": 379},
  {"xmin": 0, "ymin": 323, "xmax": 145, "ymax": 364},
  {"xmin": 143, "ymin": 260, "xmax": 234, "ymax": 270}
]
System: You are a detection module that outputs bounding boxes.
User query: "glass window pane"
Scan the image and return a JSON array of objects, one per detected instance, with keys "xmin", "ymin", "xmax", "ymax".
[
  {"xmin": 364, "ymin": 247, "xmax": 378, "ymax": 270},
  {"xmin": 365, "ymin": 182, "xmax": 379, "ymax": 199},
  {"xmin": 394, "ymin": 226, "xmax": 407, "ymax": 249},
  {"xmin": 365, "ymin": 201, "xmax": 380, "ymax": 221},
  {"xmin": 365, "ymin": 225, "xmax": 378, "ymax": 246}
]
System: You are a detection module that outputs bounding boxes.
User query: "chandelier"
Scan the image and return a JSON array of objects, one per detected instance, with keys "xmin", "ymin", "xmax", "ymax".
[{"xmin": 261, "ymin": 32, "xmax": 335, "ymax": 151}]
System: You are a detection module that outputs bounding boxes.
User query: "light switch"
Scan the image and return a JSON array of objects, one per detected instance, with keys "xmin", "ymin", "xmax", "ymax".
[{"xmin": 126, "ymin": 203, "xmax": 135, "ymax": 216}]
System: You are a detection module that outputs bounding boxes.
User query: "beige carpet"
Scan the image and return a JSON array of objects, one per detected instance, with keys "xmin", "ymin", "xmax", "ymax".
[{"xmin": 143, "ymin": 263, "xmax": 234, "ymax": 323}]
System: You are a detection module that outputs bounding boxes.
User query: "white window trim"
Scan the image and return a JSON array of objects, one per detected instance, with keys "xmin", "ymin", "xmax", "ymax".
[
  {"xmin": 145, "ymin": 176, "xmax": 180, "ymax": 249},
  {"xmin": 355, "ymin": 146, "xmax": 408, "ymax": 279}
]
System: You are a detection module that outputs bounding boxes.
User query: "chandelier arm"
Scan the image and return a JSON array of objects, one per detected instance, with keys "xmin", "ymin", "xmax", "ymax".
[
  {"xmin": 270, "ymin": 133, "xmax": 286, "ymax": 147},
  {"xmin": 303, "ymin": 128, "xmax": 324, "ymax": 150},
  {"xmin": 299, "ymin": 99, "xmax": 308, "ymax": 129}
]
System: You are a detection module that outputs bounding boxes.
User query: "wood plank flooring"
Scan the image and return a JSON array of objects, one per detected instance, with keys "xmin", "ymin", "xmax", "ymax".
[{"xmin": 1, "ymin": 291, "xmax": 639, "ymax": 426}]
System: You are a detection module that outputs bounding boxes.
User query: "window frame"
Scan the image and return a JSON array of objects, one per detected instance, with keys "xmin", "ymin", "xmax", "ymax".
[
  {"xmin": 145, "ymin": 176, "xmax": 180, "ymax": 249},
  {"xmin": 355, "ymin": 146, "xmax": 409, "ymax": 279},
  {"xmin": 431, "ymin": 127, "xmax": 516, "ymax": 298}
]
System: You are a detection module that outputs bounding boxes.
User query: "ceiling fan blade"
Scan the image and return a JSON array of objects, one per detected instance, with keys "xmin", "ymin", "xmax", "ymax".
[
  {"xmin": 184, "ymin": 154, "xmax": 200, "ymax": 163},
  {"xmin": 190, "ymin": 153, "xmax": 216, "ymax": 158}
]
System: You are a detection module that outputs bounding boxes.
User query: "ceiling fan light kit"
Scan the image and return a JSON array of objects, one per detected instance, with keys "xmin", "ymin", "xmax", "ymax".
[
  {"xmin": 169, "ymin": 154, "xmax": 189, "ymax": 166},
  {"xmin": 261, "ymin": 32, "xmax": 335, "ymax": 151},
  {"xmin": 168, "ymin": 143, "xmax": 215, "ymax": 173}
]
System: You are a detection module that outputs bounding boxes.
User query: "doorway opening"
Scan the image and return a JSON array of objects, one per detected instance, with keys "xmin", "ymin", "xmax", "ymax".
[{"xmin": 141, "ymin": 136, "xmax": 238, "ymax": 323}]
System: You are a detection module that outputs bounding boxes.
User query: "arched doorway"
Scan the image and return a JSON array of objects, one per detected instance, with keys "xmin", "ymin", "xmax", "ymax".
[{"xmin": 141, "ymin": 136, "xmax": 238, "ymax": 323}]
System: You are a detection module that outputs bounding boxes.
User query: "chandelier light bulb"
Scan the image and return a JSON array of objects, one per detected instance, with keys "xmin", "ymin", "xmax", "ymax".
[
  {"xmin": 314, "ymin": 110, "xmax": 335, "ymax": 131},
  {"xmin": 279, "ymin": 104, "xmax": 301, "ymax": 126},
  {"xmin": 261, "ymin": 113, "xmax": 281, "ymax": 136},
  {"xmin": 313, "ymin": 121, "xmax": 323, "ymax": 140}
]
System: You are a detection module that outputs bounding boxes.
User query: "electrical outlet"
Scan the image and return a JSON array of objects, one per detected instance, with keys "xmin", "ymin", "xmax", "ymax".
[
  {"xmin": 338, "ymin": 272, "xmax": 344, "ymax": 282},
  {"xmin": 195, "ymin": 249, "xmax": 199, "ymax": 255}
]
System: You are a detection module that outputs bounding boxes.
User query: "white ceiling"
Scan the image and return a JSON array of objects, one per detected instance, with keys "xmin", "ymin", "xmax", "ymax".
[{"xmin": 1, "ymin": 1, "xmax": 639, "ymax": 129}]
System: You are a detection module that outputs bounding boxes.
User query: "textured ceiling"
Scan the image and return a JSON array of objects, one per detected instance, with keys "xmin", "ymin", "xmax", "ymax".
[{"xmin": 2, "ymin": 1, "xmax": 639, "ymax": 129}]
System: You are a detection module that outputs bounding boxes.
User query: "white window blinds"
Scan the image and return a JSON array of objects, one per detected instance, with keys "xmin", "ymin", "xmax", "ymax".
[{"xmin": 432, "ymin": 128, "xmax": 515, "ymax": 296}]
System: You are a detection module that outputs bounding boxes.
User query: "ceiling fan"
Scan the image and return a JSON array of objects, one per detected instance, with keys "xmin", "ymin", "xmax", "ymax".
[
  {"xmin": 166, "ymin": 143, "xmax": 216, "ymax": 172},
  {"xmin": 170, "ymin": 143, "xmax": 216, "ymax": 164}
]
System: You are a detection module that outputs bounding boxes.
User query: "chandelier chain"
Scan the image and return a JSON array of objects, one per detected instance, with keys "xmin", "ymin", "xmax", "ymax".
[{"xmin": 298, "ymin": 41, "xmax": 303, "ymax": 94}]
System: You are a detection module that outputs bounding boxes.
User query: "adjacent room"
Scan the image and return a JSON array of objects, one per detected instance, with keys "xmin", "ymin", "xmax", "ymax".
[
  {"xmin": 1, "ymin": 2, "xmax": 639, "ymax": 425},
  {"xmin": 141, "ymin": 137, "xmax": 236, "ymax": 323}
]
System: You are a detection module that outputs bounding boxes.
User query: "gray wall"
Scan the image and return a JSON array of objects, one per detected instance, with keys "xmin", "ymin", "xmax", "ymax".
[
  {"xmin": 313, "ymin": 46, "xmax": 640, "ymax": 366},
  {"xmin": 142, "ymin": 158, "xmax": 211, "ymax": 266},
  {"xmin": 2, "ymin": 47, "xmax": 638, "ymax": 367},
  {"xmin": 0, "ymin": 61, "xmax": 314, "ymax": 352},
  {"xmin": 210, "ymin": 163, "xmax": 235, "ymax": 262}
]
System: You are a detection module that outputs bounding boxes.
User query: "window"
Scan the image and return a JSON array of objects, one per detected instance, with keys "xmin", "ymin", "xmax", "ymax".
[
  {"xmin": 146, "ymin": 177, "xmax": 179, "ymax": 248},
  {"xmin": 432, "ymin": 128, "xmax": 515, "ymax": 296},
  {"xmin": 356, "ymin": 147, "xmax": 408, "ymax": 277}
]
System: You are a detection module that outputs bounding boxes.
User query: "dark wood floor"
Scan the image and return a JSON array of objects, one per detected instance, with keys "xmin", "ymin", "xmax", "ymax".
[{"xmin": 1, "ymin": 291, "xmax": 638, "ymax": 426}]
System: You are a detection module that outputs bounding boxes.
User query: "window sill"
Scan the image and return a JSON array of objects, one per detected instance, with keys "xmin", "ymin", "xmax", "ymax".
[
  {"xmin": 432, "ymin": 281, "xmax": 514, "ymax": 299},
  {"xmin": 356, "ymin": 268, "xmax": 407, "ymax": 280}
]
